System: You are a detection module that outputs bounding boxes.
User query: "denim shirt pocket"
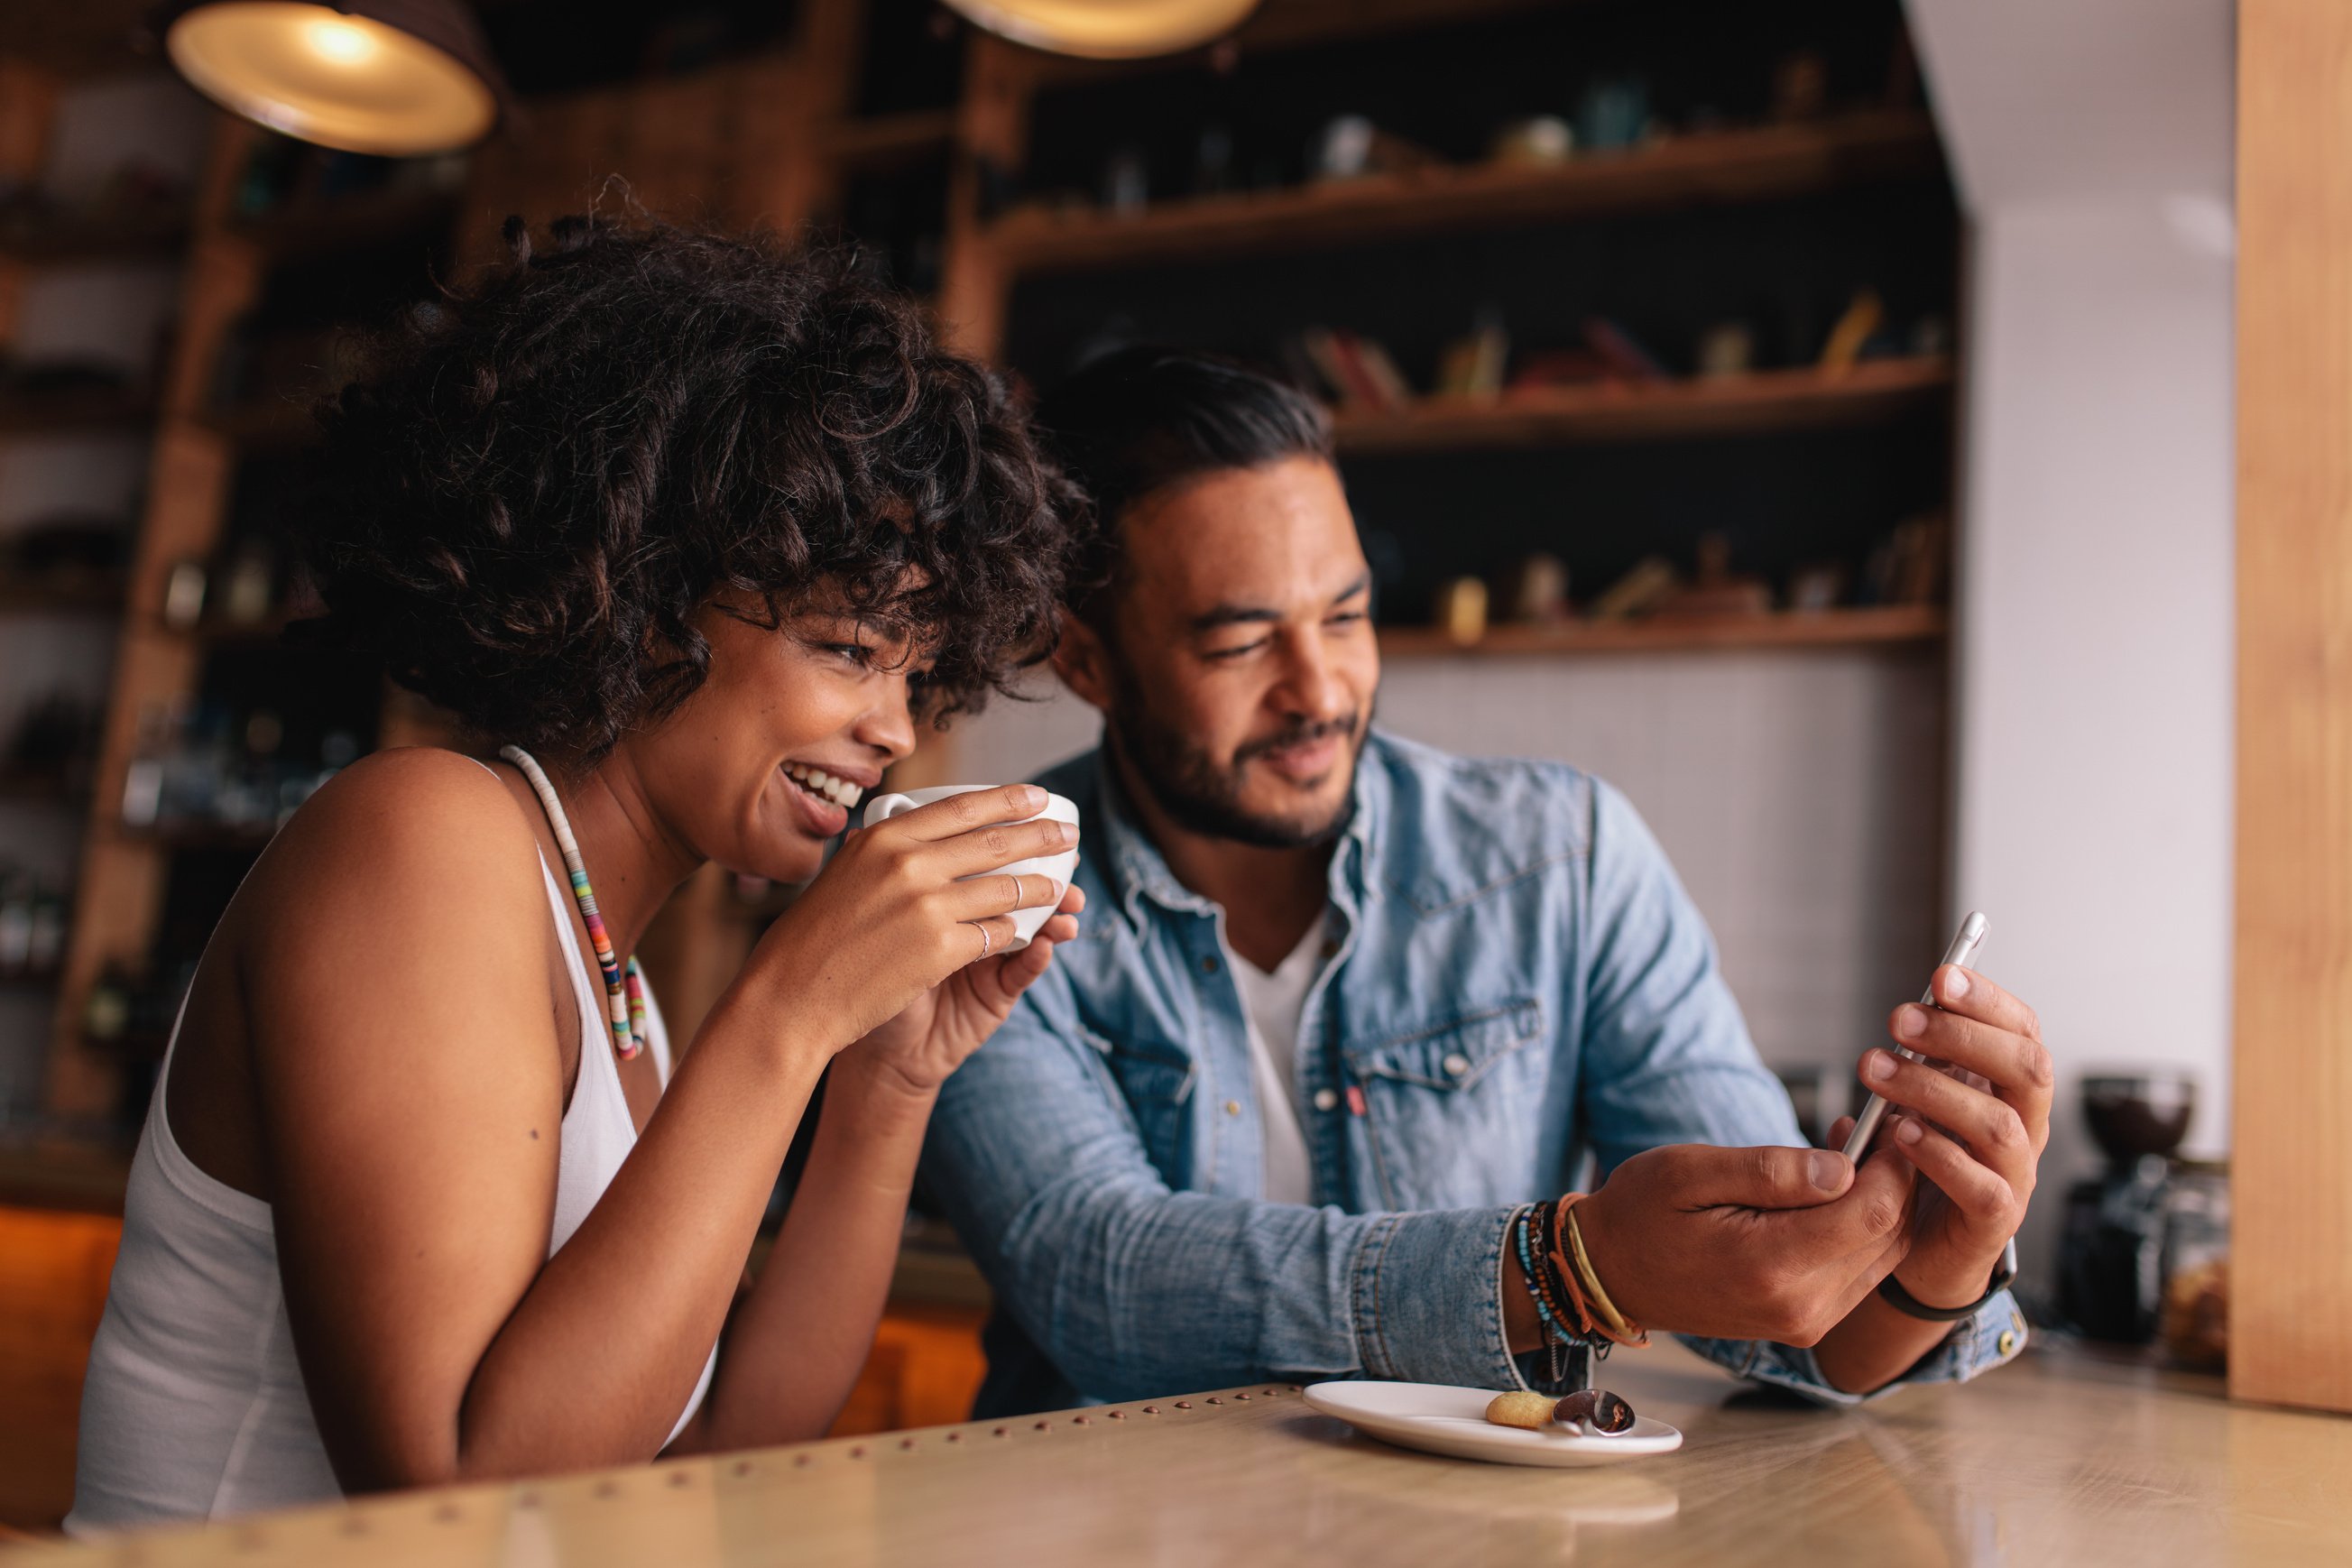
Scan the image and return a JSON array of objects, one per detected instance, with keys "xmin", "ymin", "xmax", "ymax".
[
  {"xmin": 1340, "ymin": 1000, "xmax": 1545, "ymax": 1207},
  {"xmin": 1080, "ymin": 1025, "xmax": 1198, "ymax": 1189}
]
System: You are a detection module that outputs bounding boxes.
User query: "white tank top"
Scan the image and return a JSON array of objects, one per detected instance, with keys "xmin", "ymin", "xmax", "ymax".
[{"xmin": 66, "ymin": 849, "xmax": 715, "ymax": 1534}]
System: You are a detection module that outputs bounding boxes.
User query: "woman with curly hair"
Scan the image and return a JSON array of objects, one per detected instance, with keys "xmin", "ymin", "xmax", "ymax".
[{"xmin": 68, "ymin": 217, "xmax": 1085, "ymax": 1530}]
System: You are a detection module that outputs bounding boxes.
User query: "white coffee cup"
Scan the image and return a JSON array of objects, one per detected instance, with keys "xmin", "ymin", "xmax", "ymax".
[{"xmin": 860, "ymin": 784, "xmax": 1080, "ymax": 953}]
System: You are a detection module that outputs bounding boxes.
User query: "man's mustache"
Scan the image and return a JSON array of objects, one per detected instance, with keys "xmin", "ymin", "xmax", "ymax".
[{"xmin": 1234, "ymin": 714, "xmax": 1361, "ymax": 766}]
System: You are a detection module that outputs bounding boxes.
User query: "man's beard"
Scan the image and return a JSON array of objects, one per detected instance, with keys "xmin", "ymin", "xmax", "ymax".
[{"xmin": 1106, "ymin": 660, "xmax": 1369, "ymax": 850}]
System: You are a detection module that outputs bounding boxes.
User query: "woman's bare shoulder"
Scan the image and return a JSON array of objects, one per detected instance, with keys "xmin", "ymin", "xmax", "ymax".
[{"xmin": 244, "ymin": 747, "xmax": 546, "ymax": 921}]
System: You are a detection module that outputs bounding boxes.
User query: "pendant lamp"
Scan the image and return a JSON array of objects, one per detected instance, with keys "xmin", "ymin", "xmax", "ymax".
[
  {"xmin": 943, "ymin": 0, "xmax": 1261, "ymax": 60},
  {"xmin": 157, "ymin": 2, "xmax": 505, "ymax": 156}
]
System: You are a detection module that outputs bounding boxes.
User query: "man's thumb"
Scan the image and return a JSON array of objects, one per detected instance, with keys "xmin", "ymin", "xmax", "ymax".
[{"xmin": 1681, "ymin": 1143, "xmax": 1853, "ymax": 1209}]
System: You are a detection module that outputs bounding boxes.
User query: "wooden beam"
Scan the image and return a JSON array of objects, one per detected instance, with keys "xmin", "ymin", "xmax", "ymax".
[{"xmin": 2232, "ymin": 0, "xmax": 2352, "ymax": 1414}]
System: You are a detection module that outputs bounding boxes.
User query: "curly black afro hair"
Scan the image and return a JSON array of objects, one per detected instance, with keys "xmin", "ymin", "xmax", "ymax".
[{"xmin": 300, "ymin": 214, "xmax": 1082, "ymax": 764}]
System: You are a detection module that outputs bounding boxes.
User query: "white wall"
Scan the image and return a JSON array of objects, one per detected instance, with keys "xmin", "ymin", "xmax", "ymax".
[
  {"xmin": 1954, "ymin": 203, "xmax": 2235, "ymax": 1171},
  {"xmin": 1906, "ymin": 0, "xmax": 2238, "ymax": 1264}
]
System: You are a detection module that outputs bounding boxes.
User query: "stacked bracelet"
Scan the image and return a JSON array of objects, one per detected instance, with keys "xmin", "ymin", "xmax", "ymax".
[
  {"xmin": 1512, "ymin": 1196, "xmax": 1649, "ymax": 1357},
  {"xmin": 1512, "ymin": 1203, "xmax": 1583, "ymax": 1349}
]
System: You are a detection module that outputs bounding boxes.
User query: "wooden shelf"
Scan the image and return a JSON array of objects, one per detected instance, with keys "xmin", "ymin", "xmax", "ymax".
[
  {"xmin": 1333, "ymin": 357, "xmax": 1953, "ymax": 453},
  {"xmin": 121, "ymin": 821, "xmax": 279, "ymax": 854},
  {"xmin": 200, "ymin": 398, "xmax": 320, "ymax": 448},
  {"xmin": 1377, "ymin": 605, "xmax": 1947, "ymax": 659},
  {"xmin": 0, "ymin": 575, "xmax": 125, "ymax": 615},
  {"xmin": 0, "ymin": 206, "xmax": 192, "ymax": 264},
  {"xmin": 1026, "ymin": 0, "xmax": 1558, "ymax": 85},
  {"xmin": 232, "ymin": 187, "xmax": 461, "ymax": 263},
  {"xmin": 0, "ymin": 771, "xmax": 90, "ymax": 808},
  {"xmin": 987, "ymin": 111, "xmax": 1941, "ymax": 274},
  {"xmin": 0, "ymin": 389, "xmax": 155, "ymax": 436},
  {"xmin": 189, "ymin": 611, "xmax": 298, "ymax": 647},
  {"xmin": 828, "ymin": 109, "xmax": 957, "ymax": 171}
]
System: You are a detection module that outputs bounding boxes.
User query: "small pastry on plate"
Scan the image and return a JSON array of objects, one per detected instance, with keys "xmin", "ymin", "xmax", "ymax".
[{"xmin": 1483, "ymin": 1391, "xmax": 1558, "ymax": 1431}]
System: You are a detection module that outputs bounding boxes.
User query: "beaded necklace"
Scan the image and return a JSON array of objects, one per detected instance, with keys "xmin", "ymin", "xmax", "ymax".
[{"xmin": 502, "ymin": 745, "xmax": 646, "ymax": 1061}]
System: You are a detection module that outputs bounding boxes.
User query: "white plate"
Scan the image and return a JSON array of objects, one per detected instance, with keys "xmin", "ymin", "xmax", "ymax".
[{"xmin": 1302, "ymin": 1381, "xmax": 1683, "ymax": 1468}]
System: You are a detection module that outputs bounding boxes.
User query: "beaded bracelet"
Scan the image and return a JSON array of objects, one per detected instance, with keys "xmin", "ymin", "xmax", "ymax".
[{"xmin": 1512, "ymin": 1204, "xmax": 1578, "ymax": 1348}]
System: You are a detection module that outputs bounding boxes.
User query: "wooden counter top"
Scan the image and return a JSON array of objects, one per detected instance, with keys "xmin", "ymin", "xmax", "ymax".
[{"xmin": 12, "ymin": 1338, "xmax": 2348, "ymax": 1566}]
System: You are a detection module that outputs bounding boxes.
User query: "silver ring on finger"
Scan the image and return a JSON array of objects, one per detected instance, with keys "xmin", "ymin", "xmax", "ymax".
[{"xmin": 974, "ymin": 921, "xmax": 993, "ymax": 960}]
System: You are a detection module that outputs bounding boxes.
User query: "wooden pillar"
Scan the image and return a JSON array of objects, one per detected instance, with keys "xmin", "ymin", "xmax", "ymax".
[
  {"xmin": 2232, "ymin": 0, "xmax": 2352, "ymax": 1414},
  {"xmin": 46, "ymin": 117, "xmax": 262, "ymax": 1121},
  {"xmin": 935, "ymin": 35, "xmax": 1034, "ymax": 362}
]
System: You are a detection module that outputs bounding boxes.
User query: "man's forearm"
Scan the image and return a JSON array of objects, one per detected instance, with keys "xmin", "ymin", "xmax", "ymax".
[{"xmin": 1812, "ymin": 1291, "xmax": 1958, "ymax": 1393}]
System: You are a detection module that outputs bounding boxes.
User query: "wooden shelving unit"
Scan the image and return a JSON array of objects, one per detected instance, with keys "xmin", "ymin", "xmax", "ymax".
[
  {"xmin": 0, "ymin": 576, "xmax": 124, "ymax": 615},
  {"xmin": 1377, "ymin": 604, "xmax": 1946, "ymax": 659},
  {"xmin": 0, "ymin": 206, "xmax": 192, "ymax": 264},
  {"xmin": 10, "ymin": 0, "xmax": 1969, "ymax": 1121},
  {"xmin": 1332, "ymin": 356, "xmax": 1953, "ymax": 453},
  {"xmin": 0, "ymin": 392, "xmax": 157, "ymax": 437},
  {"xmin": 828, "ymin": 108, "xmax": 960, "ymax": 171},
  {"xmin": 197, "ymin": 399, "xmax": 319, "ymax": 449},
  {"xmin": 985, "ymin": 110, "xmax": 1939, "ymax": 274}
]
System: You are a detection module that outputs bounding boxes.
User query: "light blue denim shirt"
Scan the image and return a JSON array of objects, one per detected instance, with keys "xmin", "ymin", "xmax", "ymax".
[{"xmin": 921, "ymin": 730, "xmax": 2025, "ymax": 1416}]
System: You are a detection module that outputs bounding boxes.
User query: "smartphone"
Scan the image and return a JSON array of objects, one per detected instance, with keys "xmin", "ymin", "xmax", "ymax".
[{"xmin": 1841, "ymin": 911, "xmax": 1988, "ymax": 1162}]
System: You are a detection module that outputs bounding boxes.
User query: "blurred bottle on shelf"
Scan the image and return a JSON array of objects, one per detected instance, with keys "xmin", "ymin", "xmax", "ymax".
[
  {"xmin": 0, "ymin": 870, "xmax": 69, "ymax": 979},
  {"xmin": 118, "ymin": 700, "xmax": 358, "ymax": 838},
  {"xmin": 161, "ymin": 559, "xmax": 208, "ymax": 630},
  {"xmin": 219, "ymin": 540, "xmax": 275, "ymax": 625},
  {"xmin": 4, "ymin": 692, "xmax": 104, "ymax": 797}
]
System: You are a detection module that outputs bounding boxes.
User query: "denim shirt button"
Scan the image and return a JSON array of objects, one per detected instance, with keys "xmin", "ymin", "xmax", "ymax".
[
  {"xmin": 1442, "ymin": 1053, "xmax": 1471, "ymax": 1078},
  {"xmin": 1200, "ymin": 955, "xmax": 1220, "ymax": 975},
  {"xmin": 1312, "ymin": 1088, "xmax": 1340, "ymax": 1112},
  {"xmin": 1223, "ymin": 1101, "xmax": 1242, "ymax": 1117}
]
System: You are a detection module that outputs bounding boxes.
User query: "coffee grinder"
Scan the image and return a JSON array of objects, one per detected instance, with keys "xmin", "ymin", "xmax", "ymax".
[{"xmin": 2056, "ymin": 1072, "xmax": 2197, "ymax": 1342}]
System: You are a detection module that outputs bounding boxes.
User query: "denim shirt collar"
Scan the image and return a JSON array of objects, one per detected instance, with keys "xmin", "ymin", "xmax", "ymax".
[{"xmin": 1088, "ymin": 733, "xmax": 1390, "ymax": 935}]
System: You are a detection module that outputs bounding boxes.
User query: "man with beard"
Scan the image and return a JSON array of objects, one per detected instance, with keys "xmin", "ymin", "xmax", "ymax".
[{"xmin": 920, "ymin": 348, "xmax": 2048, "ymax": 1416}]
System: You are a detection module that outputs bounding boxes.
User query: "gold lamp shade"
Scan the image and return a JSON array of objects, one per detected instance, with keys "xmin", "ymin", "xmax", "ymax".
[
  {"xmin": 943, "ymin": 0, "xmax": 1261, "ymax": 60},
  {"xmin": 161, "ymin": 1, "xmax": 503, "ymax": 155}
]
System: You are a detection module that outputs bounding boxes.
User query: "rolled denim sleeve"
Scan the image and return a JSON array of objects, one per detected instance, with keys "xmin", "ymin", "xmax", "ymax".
[
  {"xmin": 924, "ymin": 964, "xmax": 1527, "ymax": 1402},
  {"xmin": 1683, "ymin": 1290, "xmax": 2029, "ymax": 1406},
  {"xmin": 1574, "ymin": 778, "xmax": 2025, "ymax": 1402}
]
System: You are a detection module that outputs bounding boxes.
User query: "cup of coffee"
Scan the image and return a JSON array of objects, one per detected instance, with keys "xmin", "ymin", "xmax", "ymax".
[{"xmin": 860, "ymin": 785, "xmax": 1080, "ymax": 953}]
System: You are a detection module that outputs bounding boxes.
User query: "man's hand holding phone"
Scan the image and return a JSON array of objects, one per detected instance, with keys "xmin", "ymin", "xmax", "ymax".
[
  {"xmin": 1831, "ymin": 963, "xmax": 2052, "ymax": 1312},
  {"xmin": 1567, "ymin": 1140, "xmax": 1920, "ymax": 1347}
]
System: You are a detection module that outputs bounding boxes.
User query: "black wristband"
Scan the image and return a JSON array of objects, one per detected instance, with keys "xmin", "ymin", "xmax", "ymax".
[{"xmin": 1877, "ymin": 1239, "xmax": 2019, "ymax": 1323}]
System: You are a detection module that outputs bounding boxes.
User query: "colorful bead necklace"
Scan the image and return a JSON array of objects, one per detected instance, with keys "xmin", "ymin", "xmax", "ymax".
[{"xmin": 502, "ymin": 744, "xmax": 645, "ymax": 1061}]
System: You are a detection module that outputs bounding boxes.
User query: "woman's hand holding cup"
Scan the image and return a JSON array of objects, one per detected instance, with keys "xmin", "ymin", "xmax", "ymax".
[{"xmin": 748, "ymin": 783, "xmax": 1081, "ymax": 1094}]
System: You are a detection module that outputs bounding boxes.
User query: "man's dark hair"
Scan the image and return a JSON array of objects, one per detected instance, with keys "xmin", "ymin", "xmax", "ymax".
[
  {"xmin": 1033, "ymin": 346, "xmax": 1333, "ymax": 635},
  {"xmin": 301, "ymin": 214, "xmax": 1080, "ymax": 764}
]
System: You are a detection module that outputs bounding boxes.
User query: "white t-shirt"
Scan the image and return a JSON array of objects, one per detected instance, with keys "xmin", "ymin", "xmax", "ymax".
[{"xmin": 1228, "ymin": 916, "xmax": 1332, "ymax": 1205}]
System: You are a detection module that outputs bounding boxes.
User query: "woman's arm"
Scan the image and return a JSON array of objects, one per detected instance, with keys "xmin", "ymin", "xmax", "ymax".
[
  {"xmin": 250, "ymin": 755, "xmax": 828, "ymax": 1490},
  {"xmin": 682, "ymin": 885, "xmax": 1083, "ymax": 1452},
  {"xmin": 251, "ymin": 760, "xmax": 1072, "ymax": 1491},
  {"xmin": 675, "ymin": 1064, "xmax": 934, "ymax": 1452}
]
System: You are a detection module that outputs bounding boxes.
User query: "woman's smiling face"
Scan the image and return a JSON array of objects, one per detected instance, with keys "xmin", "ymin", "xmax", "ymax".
[{"xmin": 623, "ymin": 586, "xmax": 927, "ymax": 885}]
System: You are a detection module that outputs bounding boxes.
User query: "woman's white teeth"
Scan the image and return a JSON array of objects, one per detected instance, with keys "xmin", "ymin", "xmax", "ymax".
[{"xmin": 785, "ymin": 763, "xmax": 861, "ymax": 808}]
